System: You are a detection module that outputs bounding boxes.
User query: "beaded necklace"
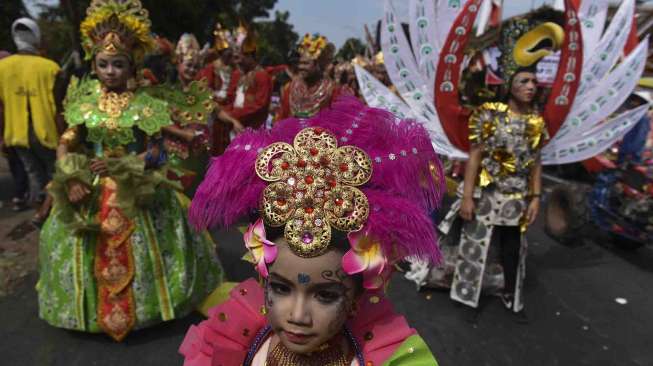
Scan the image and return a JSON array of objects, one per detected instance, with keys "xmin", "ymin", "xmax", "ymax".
[{"xmin": 242, "ymin": 325, "xmax": 364, "ymax": 366}]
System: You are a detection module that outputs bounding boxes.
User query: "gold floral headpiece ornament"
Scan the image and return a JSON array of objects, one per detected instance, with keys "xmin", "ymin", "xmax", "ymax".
[
  {"xmin": 233, "ymin": 21, "xmax": 258, "ymax": 55},
  {"xmin": 175, "ymin": 33, "xmax": 201, "ymax": 64},
  {"xmin": 80, "ymin": 0, "xmax": 155, "ymax": 63},
  {"xmin": 299, "ymin": 33, "xmax": 335, "ymax": 65},
  {"xmin": 255, "ymin": 127, "xmax": 372, "ymax": 257},
  {"xmin": 213, "ymin": 22, "xmax": 230, "ymax": 51}
]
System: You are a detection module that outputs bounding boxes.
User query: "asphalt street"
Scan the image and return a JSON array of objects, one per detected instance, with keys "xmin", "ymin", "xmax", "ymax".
[{"xmin": 1, "ymin": 166, "xmax": 652, "ymax": 366}]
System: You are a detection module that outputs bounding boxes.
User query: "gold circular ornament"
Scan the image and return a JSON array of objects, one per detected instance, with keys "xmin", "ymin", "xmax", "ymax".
[
  {"xmin": 103, "ymin": 117, "xmax": 119, "ymax": 130},
  {"xmin": 142, "ymin": 106, "xmax": 154, "ymax": 117}
]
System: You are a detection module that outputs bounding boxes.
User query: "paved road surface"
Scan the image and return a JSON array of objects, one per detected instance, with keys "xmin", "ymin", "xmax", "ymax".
[{"xmin": 1, "ymin": 164, "xmax": 652, "ymax": 366}]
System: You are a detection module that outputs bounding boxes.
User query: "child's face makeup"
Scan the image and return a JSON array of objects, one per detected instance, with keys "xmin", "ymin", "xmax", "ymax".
[{"xmin": 265, "ymin": 242, "xmax": 359, "ymax": 354}]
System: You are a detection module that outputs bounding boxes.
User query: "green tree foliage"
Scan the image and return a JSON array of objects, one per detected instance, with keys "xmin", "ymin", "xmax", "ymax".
[
  {"xmin": 34, "ymin": 3, "xmax": 76, "ymax": 63},
  {"xmin": 138, "ymin": 0, "xmax": 277, "ymax": 45},
  {"xmin": 0, "ymin": 0, "xmax": 28, "ymax": 52},
  {"xmin": 256, "ymin": 11, "xmax": 299, "ymax": 66},
  {"xmin": 29, "ymin": 0, "xmax": 299, "ymax": 65},
  {"xmin": 336, "ymin": 37, "xmax": 366, "ymax": 61}
]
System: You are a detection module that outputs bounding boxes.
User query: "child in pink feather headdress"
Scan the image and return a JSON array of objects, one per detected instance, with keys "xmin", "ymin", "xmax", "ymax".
[{"xmin": 180, "ymin": 97, "xmax": 444, "ymax": 365}]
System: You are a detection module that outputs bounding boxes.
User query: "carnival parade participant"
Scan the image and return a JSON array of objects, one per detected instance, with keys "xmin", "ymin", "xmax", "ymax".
[
  {"xmin": 277, "ymin": 34, "xmax": 351, "ymax": 120},
  {"xmin": 0, "ymin": 18, "xmax": 61, "ymax": 209},
  {"xmin": 200, "ymin": 22, "xmax": 235, "ymax": 106},
  {"xmin": 179, "ymin": 97, "xmax": 444, "ymax": 365},
  {"xmin": 147, "ymin": 33, "xmax": 238, "ymax": 195},
  {"xmin": 198, "ymin": 23, "xmax": 244, "ymax": 155},
  {"xmin": 354, "ymin": 1, "xmax": 649, "ymax": 322},
  {"xmin": 222, "ymin": 24, "xmax": 272, "ymax": 133},
  {"xmin": 36, "ymin": 0, "xmax": 222, "ymax": 341},
  {"xmin": 441, "ymin": 65, "xmax": 546, "ymax": 321}
]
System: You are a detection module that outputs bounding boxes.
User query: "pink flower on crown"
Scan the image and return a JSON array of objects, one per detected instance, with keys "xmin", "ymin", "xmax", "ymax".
[
  {"xmin": 244, "ymin": 218, "xmax": 278, "ymax": 278},
  {"xmin": 342, "ymin": 231, "xmax": 389, "ymax": 289}
]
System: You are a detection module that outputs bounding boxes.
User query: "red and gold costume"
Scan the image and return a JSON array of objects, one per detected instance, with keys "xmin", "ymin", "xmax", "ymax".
[
  {"xmin": 223, "ymin": 67, "xmax": 272, "ymax": 128},
  {"xmin": 278, "ymin": 77, "xmax": 351, "ymax": 120},
  {"xmin": 211, "ymin": 23, "xmax": 272, "ymax": 154},
  {"xmin": 277, "ymin": 34, "xmax": 348, "ymax": 120}
]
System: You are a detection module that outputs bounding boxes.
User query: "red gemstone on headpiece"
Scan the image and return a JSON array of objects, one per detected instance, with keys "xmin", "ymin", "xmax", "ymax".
[
  {"xmin": 335, "ymin": 198, "xmax": 344, "ymax": 206},
  {"xmin": 305, "ymin": 176, "xmax": 314, "ymax": 184},
  {"xmin": 276, "ymin": 199, "xmax": 287, "ymax": 206},
  {"xmin": 327, "ymin": 177, "xmax": 337, "ymax": 188},
  {"xmin": 297, "ymin": 159, "xmax": 307, "ymax": 168},
  {"xmin": 314, "ymin": 127, "xmax": 325, "ymax": 134},
  {"xmin": 304, "ymin": 207, "xmax": 314, "ymax": 214},
  {"xmin": 339, "ymin": 163, "xmax": 349, "ymax": 172},
  {"xmin": 310, "ymin": 147, "xmax": 319, "ymax": 156},
  {"xmin": 281, "ymin": 162, "xmax": 290, "ymax": 170}
]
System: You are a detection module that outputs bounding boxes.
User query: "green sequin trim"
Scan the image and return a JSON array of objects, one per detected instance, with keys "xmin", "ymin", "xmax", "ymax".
[
  {"xmin": 145, "ymin": 79, "xmax": 215, "ymax": 126},
  {"xmin": 63, "ymin": 77, "xmax": 172, "ymax": 148}
]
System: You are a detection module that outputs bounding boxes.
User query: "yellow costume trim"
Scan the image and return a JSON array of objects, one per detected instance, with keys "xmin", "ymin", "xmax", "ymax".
[{"xmin": 514, "ymin": 22, "xmax": 565, "ymax": 67}]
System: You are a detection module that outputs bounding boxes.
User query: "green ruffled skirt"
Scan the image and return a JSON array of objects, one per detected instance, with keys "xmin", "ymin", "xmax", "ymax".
[{"xmin": 37, "ymin": 187, "xmax": 223, "ymax": 332}]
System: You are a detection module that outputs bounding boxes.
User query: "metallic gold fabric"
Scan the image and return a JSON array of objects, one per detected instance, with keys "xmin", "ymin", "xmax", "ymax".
[{"xmin": 468, "ymin": 102, "xmax": 547, "ymax": 194}]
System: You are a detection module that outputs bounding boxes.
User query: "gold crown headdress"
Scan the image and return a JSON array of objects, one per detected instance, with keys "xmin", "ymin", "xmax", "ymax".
[
  {"xmin": 80, "ymin": 0, "xmax": 155, "ymax": 62},
  {"xmin": 234, "ymin": 21, "xmax": 258, "ymax": 54},
  {"xmin": 213, "ymin": 22, "xmax": 230, "ymax": 51},
  {"xmin": 299, "ymin": 33, "xmax": 335, "ymax": 64},
  {"xmin": 175, "ymin": 33, "xmax": 201, "ymax": 64}
]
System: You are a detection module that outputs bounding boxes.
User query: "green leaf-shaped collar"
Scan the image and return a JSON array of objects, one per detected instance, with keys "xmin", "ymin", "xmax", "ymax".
[
  {"xmin": 63, "ymin": 77, "xmax": 172, "ymax": 148},
  {"xmin": 145, "ymin": 79, "xmax": 215, "ymax": 126}
]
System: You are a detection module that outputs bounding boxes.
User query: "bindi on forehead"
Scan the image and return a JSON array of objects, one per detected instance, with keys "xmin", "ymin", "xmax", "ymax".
[{"xmin": 297, "ymin": 273, "xmax": 311, "ymax": 285}]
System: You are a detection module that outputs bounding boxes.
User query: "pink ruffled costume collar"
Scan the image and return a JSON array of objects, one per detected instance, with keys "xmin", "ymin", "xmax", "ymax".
[{"xmin": 179, "ymin": 279, "xmax": 416, "ymax": 366}]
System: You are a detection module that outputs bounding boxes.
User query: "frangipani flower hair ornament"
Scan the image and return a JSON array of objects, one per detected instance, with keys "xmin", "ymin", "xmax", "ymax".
[
  {"xmin": 243, "ymin": 218, "xmax": 277, "ymax": 277},
  {"xmin": 343, "ymin": 231, "xmax": 389, "ymax": 289},
  {"xmin": 190, "ymin": 97, "xmax": 445, "ymax": 289}
]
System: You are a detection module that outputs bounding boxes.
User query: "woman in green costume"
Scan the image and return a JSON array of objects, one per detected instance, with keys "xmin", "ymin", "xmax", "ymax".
[
  {"xmin": 37, "ymin": 0, "xmax": 222, "ymax": 341},
  {"xmin": 147, "ymin": 33, "xmax": 240, "ymax": 196}
]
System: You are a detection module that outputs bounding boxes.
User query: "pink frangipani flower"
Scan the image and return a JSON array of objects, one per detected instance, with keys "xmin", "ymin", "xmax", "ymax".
[
  {"xmin": 243, "ymin": 218, "xmax": 278, "ymax": 277},
  {"xmin": 342, "ymin": 231, "xmax": 388, "ymax": 289}
]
